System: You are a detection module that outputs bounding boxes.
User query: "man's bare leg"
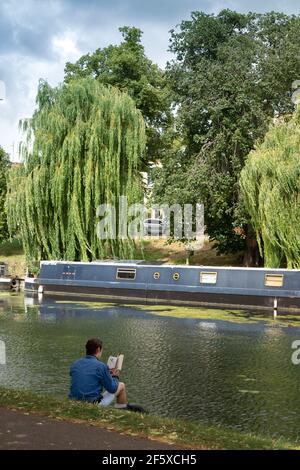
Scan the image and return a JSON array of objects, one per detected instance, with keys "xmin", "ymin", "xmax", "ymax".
[
  {"xmin": 115, "ymin": 382, "xmax": 127, "ymax": 405},
  {"xmin": 114, "ymin": 382, "xmax": 146, "ymax": 413}
]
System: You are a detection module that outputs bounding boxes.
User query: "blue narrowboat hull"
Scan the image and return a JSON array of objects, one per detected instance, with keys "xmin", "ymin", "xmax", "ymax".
[{"xmin": 24, "ymin": 261, "xmax": 300, "ymax": 312}]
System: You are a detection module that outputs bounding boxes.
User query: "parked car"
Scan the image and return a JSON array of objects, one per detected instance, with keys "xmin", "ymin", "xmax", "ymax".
[{"xmin": 143, "ymin": 218, "xmax": 167, "ymax": 236}]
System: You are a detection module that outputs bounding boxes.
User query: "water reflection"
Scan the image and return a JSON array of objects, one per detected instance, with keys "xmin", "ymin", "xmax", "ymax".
[{"xmin": 0, "ymin": 293, "xmax": 300, "ymax": 442}]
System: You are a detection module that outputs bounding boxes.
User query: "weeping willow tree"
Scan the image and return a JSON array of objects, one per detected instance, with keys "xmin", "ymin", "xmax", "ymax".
[
  {"xmin": 6, "ymin": 78, "xmax": 146, "ymax": 261},
  {"xmin": 240, "ymin": 107, "xmax": 300, "ymax": 268}
]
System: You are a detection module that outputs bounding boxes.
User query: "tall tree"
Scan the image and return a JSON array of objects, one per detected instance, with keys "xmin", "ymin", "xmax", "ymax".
[
  {"xmin": 0, "ymin": 146, "xmax": 10, "ymax": 243},
  {"xmin": 65, "ymin": 26, "xmax": 172, "ymax": 164},
  {"xmin": 6, "ymin": 78, "xmax": 146, "ymax": 261},
  {"xmin": 240, "ymin": 107, "xmax": 300, "ymax": 268},
  {"xmin": 154, "ymin": 10, "xmax": 300, "ymax": 260}
]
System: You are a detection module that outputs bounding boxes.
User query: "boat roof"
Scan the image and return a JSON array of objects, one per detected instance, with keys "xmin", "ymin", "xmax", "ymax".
[{"xmin": 40, "ymin": 260, "xmax": 300, "ymax": 272}]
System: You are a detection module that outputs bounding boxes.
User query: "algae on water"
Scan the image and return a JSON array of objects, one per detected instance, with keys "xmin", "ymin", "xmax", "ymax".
[{"xmin": 54, "ymin": 299, "xmax": 300, "ymax": 328}]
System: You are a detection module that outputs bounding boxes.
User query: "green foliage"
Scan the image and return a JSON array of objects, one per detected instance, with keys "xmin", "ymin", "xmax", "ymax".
[
  {"xmin": 154, "ymin": 10, "xmax": 300, "ymax": 254},
  {"xmin": 64, "ymin": 26, "xmax": 172, "ymax": 163},
  {"xmin": 6, "ymin": 78, "xmax": 146, "ymax": 261},
  {"xmin": 0, "ymin": 238, "xmax": 23, "ymax": 257},
  {"xmin": 240, "ymin": 108, "xmax": 300, "ymax": 268},
  {"xmin": 0, "ymin": 146, "xmax": 10, "ymax": 243}
]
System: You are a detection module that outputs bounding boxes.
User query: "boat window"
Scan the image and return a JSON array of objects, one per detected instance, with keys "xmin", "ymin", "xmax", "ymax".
[
  {"xmin": 200, "ymin": 272, "xmax": 218, "ymax": 284},
  {"xmin": 173, "ymin": 272, "xmax": 180, "ymax": 281},
  {"xmin": 265, "ymin": 274, "xmax": 284, "ymax": 287},
  {"xmin": 153, "ymin": 272, "xmax": 160, "ymax": 280},
  {"xmin": 116, "ymin": 268, "xmax": 136, "ymax": 280}
]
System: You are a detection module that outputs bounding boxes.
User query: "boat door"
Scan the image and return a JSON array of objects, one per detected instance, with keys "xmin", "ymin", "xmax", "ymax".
[{"xmin": 61, "ymin": 265, "xmax": 76, "ymax": 280}]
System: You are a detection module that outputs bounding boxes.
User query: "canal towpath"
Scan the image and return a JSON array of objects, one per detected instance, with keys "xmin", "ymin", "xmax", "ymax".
[{"xmin": 0, "ymin": 407, "xmax": 181, "ymax": 450}]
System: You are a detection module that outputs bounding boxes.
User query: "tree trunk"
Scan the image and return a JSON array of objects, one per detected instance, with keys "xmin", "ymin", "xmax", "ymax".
[{"xmin": 243, "ymin": 225, "xmax": 263, "ymax": 267}]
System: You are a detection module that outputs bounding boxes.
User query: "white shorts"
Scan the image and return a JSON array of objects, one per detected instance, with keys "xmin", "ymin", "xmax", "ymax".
[{"xmin": 99, "ymin": 391, "xmax": 116, "ymax": 407}]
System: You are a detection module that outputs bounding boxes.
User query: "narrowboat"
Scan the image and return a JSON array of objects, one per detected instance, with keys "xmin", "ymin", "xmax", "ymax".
[
  {"xmin": 24, "ymin": 260, "xmax": 300, "ymax": 312},
  {"xmin": 0, "ymin": 278, "xmax": 14, "ymax": 290},
  {"xmin": 0, "ymin": 262, "xmax": 22, "ymax": 291},
  {"xmin": 0, "ymin": 278, "xmax": 22, "ymax": 291}
]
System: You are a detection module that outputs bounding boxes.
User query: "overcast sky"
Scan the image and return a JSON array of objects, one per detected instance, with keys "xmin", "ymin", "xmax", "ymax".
[{"xmin": 1, "ymin": 0, "xmax": 300, "ymax": 159}]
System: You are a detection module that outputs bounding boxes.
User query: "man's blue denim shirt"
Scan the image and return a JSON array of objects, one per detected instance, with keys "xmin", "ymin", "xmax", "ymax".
[{"xmin": 69, "ymin": 355, "xmax": 119, "ymax": 402}]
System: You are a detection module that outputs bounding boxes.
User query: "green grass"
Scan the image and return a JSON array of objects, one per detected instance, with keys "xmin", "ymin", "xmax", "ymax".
[
  {"xmin": 0, "ymin": 387, "xmax": 297, "ymax": 450},
  {"xmin": 133, "ymin": 239, "xmax": 173, "ymax": 263},
  {"xmin": 0, "ymin": 239, "xmax": 23, "ymax": 257},
  {"xmin": 0, "ymin": 239, "xmax": 26, "ymax": 277},
  {"xmin": 134, "ymin": 238, "xmax": 243, "ymax": 266}
]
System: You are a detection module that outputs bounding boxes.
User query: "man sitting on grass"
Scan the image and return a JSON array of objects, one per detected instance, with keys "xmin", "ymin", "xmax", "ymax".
[{"xmin": 69, "ymin": 338, "xmax": 143, "ymax": 412}]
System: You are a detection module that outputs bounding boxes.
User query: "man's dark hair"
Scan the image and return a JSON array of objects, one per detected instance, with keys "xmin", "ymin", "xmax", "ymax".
[{"xmin": 85, "ymin": 338, "xmax": 103, "ymax": 355}]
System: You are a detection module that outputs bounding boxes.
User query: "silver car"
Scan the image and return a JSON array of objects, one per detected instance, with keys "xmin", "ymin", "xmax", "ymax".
[{"xmin": 143, "ymin": 218, "xmax": 166, "ymax": 236}]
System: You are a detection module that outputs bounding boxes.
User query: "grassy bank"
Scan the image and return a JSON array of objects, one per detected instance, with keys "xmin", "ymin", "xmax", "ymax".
[
  {"xmin": 0, "ymin": 239, "xmax": 26, "ymax": 277},
  {"xmin": 0, "ymin": 387, "xmax": 297, "ymax": 450},
  {"xmin": 137, "ymin": 238, "xmax": 243, "ymax": 266},
  {"xmin": 0, "ymin": 238, "xmax": 243, "ymax": 279}
]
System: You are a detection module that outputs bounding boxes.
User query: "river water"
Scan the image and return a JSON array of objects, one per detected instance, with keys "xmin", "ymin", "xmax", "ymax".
[{"xmin": 0, "ymin": 293, "xmax": 300, "ymax": 441}]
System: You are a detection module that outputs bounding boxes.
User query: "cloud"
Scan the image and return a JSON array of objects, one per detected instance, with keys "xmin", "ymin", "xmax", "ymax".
[
  {"xmin": 0, "ymin": 0, "xmax": 63, "ymax": 58},
  {"xmin": 1, "ymin": 0, "xmax": 300, "ymax": 158}
]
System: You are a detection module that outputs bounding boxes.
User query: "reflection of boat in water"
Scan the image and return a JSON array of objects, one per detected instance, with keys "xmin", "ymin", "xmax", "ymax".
[{"xmin": 24, "ymin": 260, "xmax": 300, "ymax": 313}]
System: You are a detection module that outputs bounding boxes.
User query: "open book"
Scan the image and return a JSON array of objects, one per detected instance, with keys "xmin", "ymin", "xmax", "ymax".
[{"xmin": 107, "ymin": 354, "xmax": 124, "ymax": 371}]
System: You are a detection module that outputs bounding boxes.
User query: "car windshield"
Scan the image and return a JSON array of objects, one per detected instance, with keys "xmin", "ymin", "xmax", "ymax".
[{"xmin": 145, "ymin": 219, "xmax": 162, "ymax": 224}]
